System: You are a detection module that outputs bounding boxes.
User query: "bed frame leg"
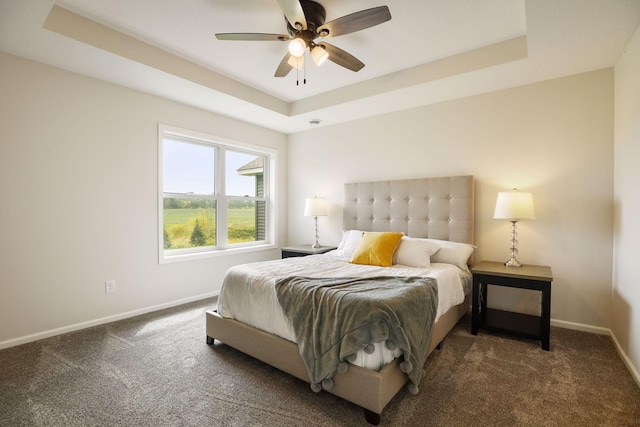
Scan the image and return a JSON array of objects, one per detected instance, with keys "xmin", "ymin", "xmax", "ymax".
[
  {"xmin": 206, "ymin": 336, "xmax": 214, "ymax": 345},
  {"xmin": 364, "ymin": 409, "xmax": 380, "ymax": 425}
]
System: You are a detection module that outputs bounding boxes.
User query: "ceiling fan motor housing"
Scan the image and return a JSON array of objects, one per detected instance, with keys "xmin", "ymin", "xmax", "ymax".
[{"xmin": 286, "ymin": 0, "xmax": 326, "ymax": 39}]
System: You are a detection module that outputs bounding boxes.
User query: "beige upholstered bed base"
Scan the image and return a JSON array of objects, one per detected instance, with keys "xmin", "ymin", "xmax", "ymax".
[{"xmin": 206, "ymin": 294, "xmax": 469, "ymax": 423}]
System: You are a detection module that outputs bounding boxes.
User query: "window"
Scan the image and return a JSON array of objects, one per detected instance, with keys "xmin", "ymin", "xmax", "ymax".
[{"xmin": 159, "ymin": 125, "xmax": 276, "ymax": 263}]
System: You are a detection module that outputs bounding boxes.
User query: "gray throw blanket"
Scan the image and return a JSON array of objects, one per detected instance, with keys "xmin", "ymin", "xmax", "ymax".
[{"xmin": 275, "ymin": 276, "xmax": 438, "ymax": 394}]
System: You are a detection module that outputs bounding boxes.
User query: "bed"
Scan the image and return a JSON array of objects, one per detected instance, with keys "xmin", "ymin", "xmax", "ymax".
[{"xmin": 206, "ymin": 175, "xmax": 475, "ymax": 424}]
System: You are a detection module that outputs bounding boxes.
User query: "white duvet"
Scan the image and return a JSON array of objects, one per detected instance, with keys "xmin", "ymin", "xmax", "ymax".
[{"xmin": 218, "ymin": 250, "xmax": 471, "ymax": 370}]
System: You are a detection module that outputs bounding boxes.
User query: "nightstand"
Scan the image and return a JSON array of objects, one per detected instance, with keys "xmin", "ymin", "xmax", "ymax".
[
  {"xmin": 471, "ymin": 261, "xmax": 553, "ymax": 350},
  {"xmin": 281, "ymin": 245, "xmax": 337, "ymax": 258}
]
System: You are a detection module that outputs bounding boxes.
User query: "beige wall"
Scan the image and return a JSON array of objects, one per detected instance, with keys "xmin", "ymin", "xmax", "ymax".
[
  {"xmin": 288, "ymin": 69, "xmax": 614, "ymax": 331},
  {"xmin": 0, "ymin": 52, "xmax": 287, "ymax": 347},
  {"xmin": 613, "ymin": 25, "xmax": 640, "ymax": 382}
]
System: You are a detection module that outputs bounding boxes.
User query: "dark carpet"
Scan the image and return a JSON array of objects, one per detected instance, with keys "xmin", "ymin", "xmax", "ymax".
[{"xmin": 1, "ymin": 298, "xmax": 639, "ymax": 426}]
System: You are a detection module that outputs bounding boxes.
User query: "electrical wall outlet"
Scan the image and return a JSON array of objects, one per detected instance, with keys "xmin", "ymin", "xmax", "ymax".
[{"xmin": 105, "ymin": 280, "xmax": 116, "ymax": 294}]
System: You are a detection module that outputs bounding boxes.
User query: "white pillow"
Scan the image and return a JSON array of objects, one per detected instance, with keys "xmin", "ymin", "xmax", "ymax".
[
  {"xmin": 392, "ymin": 237, "xmax": 440, "ymax": 268},
  {"xmin": 334, "ymin": 230, "xmax": 365, "ymax": 258},
  {"xmin": 428, "ymin": 239, "xmax": 476, "ymax": 270}
]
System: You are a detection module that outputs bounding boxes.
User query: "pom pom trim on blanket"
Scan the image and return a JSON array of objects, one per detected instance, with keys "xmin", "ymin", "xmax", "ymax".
[{"xmin": 275, "ymin": 276, "xmax": 438, "ymax": 395}]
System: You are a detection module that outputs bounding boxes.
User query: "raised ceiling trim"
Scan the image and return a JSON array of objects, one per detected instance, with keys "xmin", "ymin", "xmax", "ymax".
[
  {"xmin": 43, "ymin": 4, "xmax": 291, "ymax": 116},
  {"xmin": 42, "ymin": 4, "xmax": 528, "ymax": 123},
  {"xmin": 290, "ymin": 35, "xmax": 528, "ymax": 116}
]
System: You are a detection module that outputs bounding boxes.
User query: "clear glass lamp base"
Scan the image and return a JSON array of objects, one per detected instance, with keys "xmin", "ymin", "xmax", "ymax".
[{"xmin": 505, "ymin": 257, "xmax": 523, "ymax": 268}]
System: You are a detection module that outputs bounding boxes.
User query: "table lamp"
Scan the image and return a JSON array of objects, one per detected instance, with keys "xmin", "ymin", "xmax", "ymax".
[
  {"xmin": 493, "ymin": 189, "xmax": 536, "ymax": 267},
  {"xmin": 304, "ymin": 197, "xmax": 328, "ymax": 248}
]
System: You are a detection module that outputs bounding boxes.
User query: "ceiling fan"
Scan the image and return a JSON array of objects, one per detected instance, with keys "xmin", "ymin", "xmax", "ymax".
[{"xmin": 215, "ymin": 0, "xmax": 392, "ymax": 78}]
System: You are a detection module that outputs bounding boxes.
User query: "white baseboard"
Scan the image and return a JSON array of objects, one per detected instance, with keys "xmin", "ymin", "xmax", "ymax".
[
  {"xmin": 0, "ymin": 291, "xmax": 219, "ymax": 350},
  {"xmin": 609, "ymin": 331, "xmax": 640, "ymax": 388},
  {"xmin": 552, "ymin": 317, "xmax": 640, "ymax": 388},
  {"xmin": 550, "ymin": 318, "xmax": 611, "ymax": 335}
]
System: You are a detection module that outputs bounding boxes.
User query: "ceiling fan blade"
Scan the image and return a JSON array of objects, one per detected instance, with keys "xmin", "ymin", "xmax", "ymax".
[
  {"xmin": 277, "ymin": 0, "xmax": 307, "ymax": 30},
  {"xmin": 215, "ymin": 33, "xmax": 290, "ymax": 41},
  {"xmin": 316, "ymin": 6, "xmax": 391, "ymax": 38},
  {"xmin": 318, "ymin": 42, "xmax": 364, "ymax": 72},
  {"xmin": 275, "ymin": 53, "xmax": 294, "ymax": 77}
]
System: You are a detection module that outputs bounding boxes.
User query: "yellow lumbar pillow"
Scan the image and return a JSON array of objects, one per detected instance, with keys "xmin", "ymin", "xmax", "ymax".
[{"xmin": 350, "ymin": 232, "xmax": 404, "ymax": 267}]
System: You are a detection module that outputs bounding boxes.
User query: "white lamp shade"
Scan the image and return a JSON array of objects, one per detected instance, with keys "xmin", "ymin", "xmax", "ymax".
[
  {"xmin": 287, "ymin": 54, "xmax": 304, "ymax": 69},
  {"xmin": 288, "ymin": 38, "xmax": 306, "ymax": 57},
  {"xmin": 311, "ymin": 45, "xmax": 328, "ymax": 65},
  {"xmin": 304, "ymin": 197, "xmax": 327, "ymax": 217},
  {"xmin": 494, "ymin": 191, "xmax": 536, "ymax": 220}
]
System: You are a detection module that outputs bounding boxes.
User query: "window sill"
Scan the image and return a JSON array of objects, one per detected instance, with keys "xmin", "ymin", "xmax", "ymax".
[{"xmin": 160, "ymin": 243, "xmax": 277, "ymax": 264}]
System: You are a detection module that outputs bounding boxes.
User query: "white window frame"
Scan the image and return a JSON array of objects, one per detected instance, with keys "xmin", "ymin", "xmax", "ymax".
[{"xmin": 158, "ymin": 124, "xmax": 277, "ymax": 264}]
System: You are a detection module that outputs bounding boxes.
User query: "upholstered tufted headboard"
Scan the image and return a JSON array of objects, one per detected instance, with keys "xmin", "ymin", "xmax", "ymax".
[{"xmin": 343, "ymin": 175, "xmax": 474, "ymax": 244}]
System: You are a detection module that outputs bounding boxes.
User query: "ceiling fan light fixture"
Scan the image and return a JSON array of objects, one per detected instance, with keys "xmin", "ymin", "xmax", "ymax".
[
  {"xmin": 288, "ymin": 37, "xmax": 306, "ymax": 57},
  {"xmin": 287, "ymin": 54, "xmax": 304, "ymax": 70},
  {"xmin": 311, "ymin": 45, "xmax": 329, "ymax": 66}
]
